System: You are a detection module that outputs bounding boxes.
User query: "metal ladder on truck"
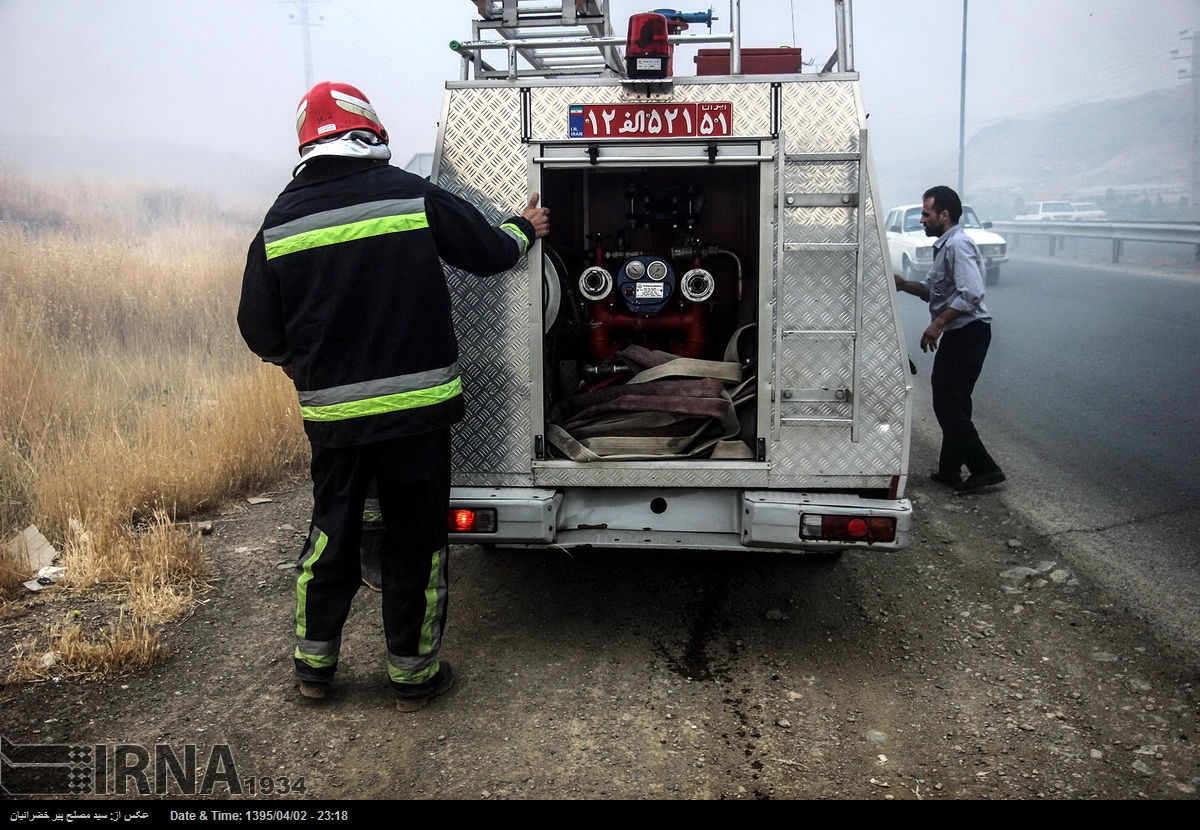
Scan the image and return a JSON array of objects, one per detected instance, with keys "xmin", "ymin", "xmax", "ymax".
[
  {"xmin": 458, "ymin": 0, "xmax": 622, "ymax": 80},
  {"xmin": 775, "ymin": 131, "xmax": 870, "ymax": 445},
  {"xmin": 773, "ymin": 3, "xmax": 869, "ymax": 446}
]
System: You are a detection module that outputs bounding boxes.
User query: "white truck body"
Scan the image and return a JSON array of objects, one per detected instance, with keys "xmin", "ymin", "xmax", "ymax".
[{"xmin": 439, "ymin": 0, "xmax": 913, "ymax": 554}]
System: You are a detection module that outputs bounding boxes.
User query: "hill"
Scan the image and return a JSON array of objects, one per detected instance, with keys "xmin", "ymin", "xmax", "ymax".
[
  {"xmin": 876, "ymin": 85, "xmax": 1192, "ymax": 221},
  {"xmin": 968, "ymin": 86, "xmax": 1190, "ymax": 215}
]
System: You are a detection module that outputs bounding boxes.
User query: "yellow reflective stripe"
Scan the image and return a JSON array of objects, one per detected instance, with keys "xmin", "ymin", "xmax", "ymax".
[
  {"xmin": 300, "ymin": 378, "xmax": 461, "ymax": 423},
  {"xmin": 294, "ymin": 649, "xmax": 337, "ymax": 669},
  {"xmin": 419, "ymin": 547, "xmax": 445, "ymax": 656},
  {"xmin": 265, "ymin": 212, "xmax": 429, "ymax": 259},
  {"xmin": 295, "ymin": 529, "xmax": 328, "ymax": 639},
  {"xmin": 500, "ymin": 221, "xmax": 531, "ymax": 253},
  {"xmin": 388, "ymin": 660, "xmax": 439, "ymax": 686}
]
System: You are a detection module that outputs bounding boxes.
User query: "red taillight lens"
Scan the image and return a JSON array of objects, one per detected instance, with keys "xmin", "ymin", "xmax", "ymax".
[
  {"xmin": 449, "ymin": 509, "xmax": 476, "ymax": 532},
  {"xmin": 802, "ymin": 514, "xmax": 896, "ymax": 543},
  {"xmin": 447, "ymin": 508, "xmax": 497, "ymax": 533}
]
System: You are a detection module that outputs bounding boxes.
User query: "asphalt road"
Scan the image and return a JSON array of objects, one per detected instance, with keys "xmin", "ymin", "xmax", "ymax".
[{"xmin": 897, "ymin": 249, "xmax": 1200, "ymax": 653}]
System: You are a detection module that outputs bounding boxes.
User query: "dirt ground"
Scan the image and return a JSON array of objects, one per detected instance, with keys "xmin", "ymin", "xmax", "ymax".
[{"xmin": 2, "ymin": 433, "xmax": 1199, "ymax": 802}]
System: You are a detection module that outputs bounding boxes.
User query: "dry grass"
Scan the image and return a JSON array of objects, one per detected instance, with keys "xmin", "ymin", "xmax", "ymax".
[
  {"xmin": 0, "ymin": 170, "xmax": 308, "ymax": 679},
  {"xmin": 10, "ymin": 613, "xmax": 169, "ymax": 682}
]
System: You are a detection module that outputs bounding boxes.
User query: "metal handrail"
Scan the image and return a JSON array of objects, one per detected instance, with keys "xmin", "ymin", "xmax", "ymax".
[
  {"xmin": 990, "ymin": 220, "xmax": 1200, "ymax": 262},
  {"xmin": 456, "ymin": 0, "xmax": 855, "ymax": 82},
  {"xmin": 452, "ymin": 32, "xmax": 736, "ymax": 81}
]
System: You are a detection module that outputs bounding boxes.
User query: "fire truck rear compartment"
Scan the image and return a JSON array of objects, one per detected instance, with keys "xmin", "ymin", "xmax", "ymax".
[{"xmin": 540, "ymin": 163, "xmax": 761, "ymax": 462}]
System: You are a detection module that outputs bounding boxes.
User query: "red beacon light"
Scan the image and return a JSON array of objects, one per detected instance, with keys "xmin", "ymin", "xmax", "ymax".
[{"xmin": 626, "ymin": 13, "xmax": 671, "ymax": 79}]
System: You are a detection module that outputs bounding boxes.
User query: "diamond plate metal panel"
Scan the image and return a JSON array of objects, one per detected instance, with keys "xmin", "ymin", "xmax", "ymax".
[
  {"xmin": 779, "ymin": 249, "xmax": 856, "ymax": 331},
  {"xmin": 779, "ymin": 82, "xmax": 861, "ymax": 154},
  {"xmin": 528, "ymin": 80, "xmax": 774, "ymax": 140},
  {"xmin": 439, "ymin": 87, "xmax": 536, "ymax": 482},
  {"xmin": 533, "ymin": 464, "xmax": 769, "ymax": 489},
  {"xmin": 781, "ymin": 337, "xmax": 853, "ymax": 390},
  {"xmin": 768, "ymin": 82, "xmax": 909, "ymax": 482}
]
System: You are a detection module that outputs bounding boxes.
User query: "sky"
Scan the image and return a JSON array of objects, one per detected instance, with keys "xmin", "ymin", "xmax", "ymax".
[{"xmin": 0, "ymin": 0, "xmax": 1195, "ymax": 207}]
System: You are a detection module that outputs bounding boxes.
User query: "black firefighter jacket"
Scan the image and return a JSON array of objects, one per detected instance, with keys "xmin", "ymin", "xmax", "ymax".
[{"xmin": 238, "ymin": 156, "xmax": 536, "ymax": 448}]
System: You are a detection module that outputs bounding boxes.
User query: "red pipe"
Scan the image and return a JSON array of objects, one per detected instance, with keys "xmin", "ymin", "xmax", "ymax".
[{"xmin": 588, "ymin": 302, "xmax": 708, "ymax": 361}]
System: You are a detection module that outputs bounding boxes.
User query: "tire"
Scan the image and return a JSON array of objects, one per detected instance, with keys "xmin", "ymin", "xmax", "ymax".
[
  {"xmin": 985, "ymin": 266, "xmax": 1000, "ymax": 287},
  {"xmin": 903, "ymin": 257, "xmax": 920, "ymax": 281}
]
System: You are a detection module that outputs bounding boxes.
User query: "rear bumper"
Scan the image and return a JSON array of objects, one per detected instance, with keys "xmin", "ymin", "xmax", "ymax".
[{"xmin": 449, "ymin": 486, "xmax": 912, "ymax": 553}]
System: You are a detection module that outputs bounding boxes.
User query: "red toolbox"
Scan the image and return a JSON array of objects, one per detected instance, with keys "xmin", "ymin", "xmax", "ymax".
[{"xmin": 695, "ymin": 47, "xmax": 802, "ymax": 76}]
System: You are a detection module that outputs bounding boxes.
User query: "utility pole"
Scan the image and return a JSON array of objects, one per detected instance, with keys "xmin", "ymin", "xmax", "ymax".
[
  {"xmin": 957, "ymin": 0, "xmax": 968, "ymax": 197},
  {"xmin": 284, "ymin": 0, "xmax": 324, "ymax": 89},
  {"xmin": 1191, "ymin": 32, "xmax": 1200, "ymax": 216}
]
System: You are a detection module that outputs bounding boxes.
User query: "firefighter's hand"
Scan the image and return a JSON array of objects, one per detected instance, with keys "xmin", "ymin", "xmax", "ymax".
[{"xmin": 522, "ymin": 193, "xmax": 550, "ymax": 239}]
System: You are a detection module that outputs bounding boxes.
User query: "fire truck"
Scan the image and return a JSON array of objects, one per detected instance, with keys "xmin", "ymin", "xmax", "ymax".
[{"xmin": 439, "ymin": 0, "xmax": 913, "ymax": 554}]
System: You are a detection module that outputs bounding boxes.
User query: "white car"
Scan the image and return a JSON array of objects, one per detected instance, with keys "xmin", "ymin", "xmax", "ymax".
[
  {"xmin": 1070, "ymin": 202, "xmax": 1108, "ymax": 221},
  {"xmin": 885, "ymin": 204, "xmax": 1009, "ymax": 287},
  {"xmin": 1013, "ymin": 200, "xmax": 1076, "ymax": 221}
]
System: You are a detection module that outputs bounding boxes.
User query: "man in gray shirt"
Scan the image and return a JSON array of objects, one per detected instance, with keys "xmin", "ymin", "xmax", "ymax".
[{"xmin": 893, "ymin": 185, "xmax": 1005, "ymax": 492}]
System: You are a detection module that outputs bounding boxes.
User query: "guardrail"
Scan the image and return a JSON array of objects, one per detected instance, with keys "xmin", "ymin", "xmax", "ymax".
[{"xmin": 990, "ymin": 220, "xmax": 1200, "ymax": 263}]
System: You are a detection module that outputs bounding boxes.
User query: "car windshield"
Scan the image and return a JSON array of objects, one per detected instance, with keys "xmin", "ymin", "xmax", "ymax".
[
  {"xmin": 960, "ymin": 207, "xmax": 983, "ymax": 229},
  {"xmin": 904, "ymin": 206, "xmax": 984, "ymax": 230},
  {"xmin": 1043, "ymin": 202, "xmax": 1073, "ymax": 212}
]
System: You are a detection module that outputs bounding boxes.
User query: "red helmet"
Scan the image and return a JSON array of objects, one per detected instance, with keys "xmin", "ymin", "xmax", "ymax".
[{"xmin": 295, "ymin": 81, "xmax": 389, "ymax": 150}]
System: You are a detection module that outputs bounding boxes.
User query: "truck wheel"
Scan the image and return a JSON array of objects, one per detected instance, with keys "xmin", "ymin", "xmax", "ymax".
[{"xmin": 985, "ymin": 266, "xmax": 1000, "ymax": 287}]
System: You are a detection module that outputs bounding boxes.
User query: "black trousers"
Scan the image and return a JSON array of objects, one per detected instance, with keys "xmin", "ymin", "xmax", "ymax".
[
  {"xmin": 293, "ymin": 428, "xmax": 451, "ymax": 687},
  {"xmin": 930, "ymin": 321, "xmax": 1000, "ymax": 477}
]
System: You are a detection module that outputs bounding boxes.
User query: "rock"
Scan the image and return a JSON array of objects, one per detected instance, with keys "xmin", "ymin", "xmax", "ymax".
[
  {"xmin": 1090, "ymin": 652, "xmax": 1119, "ymax": 662},
  {"xmin": 1000, "ymin": 567, "xmax": 1038, "ymax": 580},
  {"xmin": 1131, "ymin": 760, "xmax": 1154, "ymax": 776}
]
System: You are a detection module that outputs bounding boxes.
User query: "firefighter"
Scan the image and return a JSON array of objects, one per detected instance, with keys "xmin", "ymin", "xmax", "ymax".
[{"xmin": 238, "ymin": 81, "xmax": 549, "ymax": 710}]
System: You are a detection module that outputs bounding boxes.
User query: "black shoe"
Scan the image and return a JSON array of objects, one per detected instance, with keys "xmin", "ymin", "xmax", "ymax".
[
  {"xmin": 393, "ymin": 662, "xmax": 455, "ymax": 712},
  {"xmin": 297, "ymin": 678, "xmax": 328, "ymax": 699},
  {"xmin": 955, "ymin": 469, "xmax": 1006, "ymax": 493},
  {"xmin": 294, "ymin": 661, "xmax": 335, "ymax": 700},
  {"xmin": 929, "ymin": 470, "xmax": 963, "ymax": 487}
]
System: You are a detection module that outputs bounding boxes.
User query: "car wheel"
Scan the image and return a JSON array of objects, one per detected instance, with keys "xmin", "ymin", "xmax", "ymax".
[
  {"xmin": 903, "ymin": 257, "xmax": 919, "ymax": 281},
  {"xmin": 985, "ymin": 266, "xmax": 1000, "ymax": 287}
]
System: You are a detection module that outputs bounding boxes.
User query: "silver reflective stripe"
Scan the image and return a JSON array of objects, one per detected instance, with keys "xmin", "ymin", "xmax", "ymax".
[
  {"xmin": 298, "ymin": 363, "xmax": 460, "ymax": 408},
  {"xmin": 296, "ymin": 636, "xmax": 341, "ymax": 656},
  {"xmin": 263, "ymin": 198, "xmax": 427, "ymax": 246}
]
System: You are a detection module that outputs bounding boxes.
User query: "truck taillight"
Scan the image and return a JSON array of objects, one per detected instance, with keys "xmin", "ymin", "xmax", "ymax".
[
  {"xmin": 801, "ymin": 514, "xmax": 896, "ymax": 543},
  {"xmin": 448, "ymin": 508, "xmax": 497, "ymax": 533},
  {"xmin": 626, "ymin": 13, "xmax": 671, "ymax": 79}
]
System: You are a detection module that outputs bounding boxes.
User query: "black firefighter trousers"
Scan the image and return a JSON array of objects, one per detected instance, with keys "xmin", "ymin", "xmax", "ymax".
[{"xmin": 293, "ymin": 428, "xmax": 451, "ymax": 689}]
